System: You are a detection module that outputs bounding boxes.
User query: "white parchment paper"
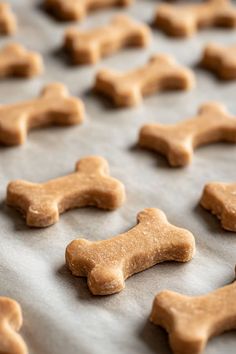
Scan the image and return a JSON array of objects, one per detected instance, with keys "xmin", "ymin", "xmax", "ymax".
[{"xmin": 0, "ymin": 1, "xmax": 236, "ymax": 353}]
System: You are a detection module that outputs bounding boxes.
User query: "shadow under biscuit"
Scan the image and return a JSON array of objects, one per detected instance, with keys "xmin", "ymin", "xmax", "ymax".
[
  {"xmin": 193, "ymin": 61, "xmax": 236, "ymax": 86},
  {"xmin": 194, "ymin": 203, "xmax": 227, "ymax": 234},
  {"xmin": 206, "ymin": 330, "xmax": 236, "ymax": 352},
  {"xmin": 0, "ymin": 201, "xmax": 32, "ymax": 232},
  {"xmin": 57, "ymin": 264, "xmax": 93, "ymax": 300},
  {"xmin": 83, "ymin": 88, "xmax": 120, "ymax": 111},
  {"xmin": 36, "ymin": 1, "xmax": 74, "ymax": 23},
  {"xmin": 129, "ymin": 143, "xmax": 174, "ymax": 170},
  {"xmin": 50, "ymin": 47, "xmax": 75, "ymax": 67},
  {"xmin": 139, "ymin": 321, "xmax": 171, "ymax": 354},
  {"xmin": 56, "ymin": 264, "xmax": 120, "ymax": 302}
]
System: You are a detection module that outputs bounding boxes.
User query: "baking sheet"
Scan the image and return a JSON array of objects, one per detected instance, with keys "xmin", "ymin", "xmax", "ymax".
[{"xmin": 1, "ymin": 1, "xmax": 236, "ymax": 353}]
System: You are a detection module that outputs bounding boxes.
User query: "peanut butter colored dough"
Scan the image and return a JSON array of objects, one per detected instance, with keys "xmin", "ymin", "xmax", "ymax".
[
  {"xmin": 201, "ymin": 182, "xmax": 236, "ymax": 231},
  {"xmin": 66, "ymin": 208, "xmax": 195, "ymax": 295},
  {"xmin": 0, "ymin": 82, "xmax": 84, "ymax": 146},
  {"xmin": 0, "ymin": 297, "xmax": 27, "ymax": 354},
  {"xmin": 0, "ymin": 43, "xmax": 43, "ymax": 78},
  {"xmin": 154, "ymin": 0, "xmax": 236, "ymax": 38},
  {"xmin": 139, "ymin": 102, "xmax": 236, "ymax": 167},
  {"xmin": 0, "ymin": 3, "xmax": 17, "ymax": 35},
  {"xmin": 7, "ymin": 156, "xmax": 126, "ymax": 228},
  {"xmin": 201, "ymin": 43, "xmax": 236, "ymax": 80},
  {"xmin": 44, "ymin": 0, "xmax": 132, "ymax": 21},
  {"xmin": 150, "ymin": 267, "xmax": 236, "ymax": 354},
  {"xmin": 64, "ymin": 15, "xmax": 150, "ymax": 64},
  {"xmin": 95, "ymin": 54, "xmax": 195, "ymax": 107}
]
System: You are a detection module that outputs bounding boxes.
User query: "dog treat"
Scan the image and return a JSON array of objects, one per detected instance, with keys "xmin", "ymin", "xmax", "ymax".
[
  {"xmin": 150, "ymin": 266, "xmax": 236, "ymax": 354},
  {"xmin": 95, "ymin": 54, "xmax": 195, "ymax": 107},
  {"xmin": 0, "ymin": 83, "xmax": 84, "ymax": 146},
  {"xmin": 7, "ymin": 156, "xmax": 126, "ymax": 228},
  {"xmin": 0, "ymin": 43, "xmax": 43, "ymax": 78},
  {"xmin": 0, "ymin": 3, "xmax": 17, "ymax": 34},
  {"xmin": 66, "ymin": 208, "xmax": 195, "ymax": 295},
  {"xmin": 201, "ymin": 182, "xmax": 236, "ymax": 231},
  {"xmin": 139, "ymin": 102, "xmax": 236, "ymax": 167},
  {"xmin": 44, "ymin": 0, "xmax": 132, "ymax": 21},
  {"xmin": 200, "ymin": 43, "xmax": 236, "ymax": 80},
  {"xmin": 0, "ymin": 297, "xmax": 27, "ymax": 354},
  {"xmin": 64, "ymin": 15, "xmax": 150, "ymax": 64},
  {"xmin": 154, "ymin": 0, "xmax": 236, "ymax": 37}
]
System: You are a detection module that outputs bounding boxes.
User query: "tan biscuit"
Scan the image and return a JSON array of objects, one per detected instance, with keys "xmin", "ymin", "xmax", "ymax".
[
  {"xmin": 95, "ymin": 54, "xmax": 195, "ymax": 107},
  {"xmin": 200, "ymin": 42, "xmax": 236, "ymax": 80},
  {"xmin": 64, "ymin": 15, "xmax": 150, "ymax": 64},
  {"xmin": 0, "ymin": 83, "xmax": 84, "ymax": 146},
  {"xmin": 0, "ymin": 2, "xmax": 17, "ymax": 35},
  {"xmin": 44, "ymin": 0, "xmax": 132, "ymax": 21},
  {"xmin": 139, "ymin": 102, "xmax": 236, "ymax": 167},
  {"xmin": 154, "ymin": 0, "xmax": 236, "ymax": 38},
  {"xmin": 66, "ymin": 208, "xmax": 195, "ymax": 295},
  {"xmin": 200, "ymin": 182, "xmax": 236, "ymax": 231},
  {"xmin": 150, "ymin": 267, "xmax": 236, "ymax": 354},
  {"xmin": 0, "ymin": 297, "xmax": 27, "ymax": 354},
  {"xmin": 7, "ymin": 156, "xmax": 126, "ymax": 228},
  {"xmin": 0, "ymin": 43, "xmax": 43, "ymax": 78}
]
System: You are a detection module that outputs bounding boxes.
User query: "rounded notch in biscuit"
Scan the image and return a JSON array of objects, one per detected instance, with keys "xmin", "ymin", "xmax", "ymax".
[
  {"xmin": 200, "ymin": 181, "xmax": 236, "ymax": 231},
  {"xmin": 6, "ymin": 156, "xmax": 126, "ymax": 227},
  {"xmin": 0, "ymin": 3, "xmax": 17, "ymax": 35},
  {"xmin": 88, "ymin": 265, "xmax": 125, "ymax": 295},
  {"xmin": 138, "ymin": 101, "xmax": 236, "ymax": 167},
  {"xmin": 65, "ymin": 208, "xmax": 195, "ymax": 295},
  {"xmin": 44, "ymin": 0, "xmax": 133, "ymax": 22},
  {"xmin": 150, "ymin": 266, "xmax": 236, "ymax": 354},
  {"xmin": 0, "ymin": 297, "xmax": 28, "ymax": 354},
  {"xmin": 0, "ymin": 43, "xmax": 44, "ymax": 78},
  {"xmin": 94, "ymin": 54, "xmax": 195, "ymax": 107},
  {"xmin": 0, "ymin": 82, "xmax": 84, "ymax": 146},
  {"xmin": 200, "ymin": 43, "xmax": 236, "ymax": 80},
  {"xmin": 63, "ymin": 15, "xmax": 151, "ymax": 65},
  {"xmin": 154, "ymin": 0, "xmax": 236, "ymax": 38}
]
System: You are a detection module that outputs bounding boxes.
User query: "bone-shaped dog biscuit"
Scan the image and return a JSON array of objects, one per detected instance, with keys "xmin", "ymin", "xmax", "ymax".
[
  {"xmin": 95, "ymin": 54, "xmax": 195, "ymax": 107},
  {"xmin": 0, "ymin": 297, "xmax": 27, "ymax": 354},
  {"xmin": 7, "ymin": 156, "xmax": 126, "ymax": 227},
  {"xmin": 44, "ymin": 0, "xmax": 132, "ymax": 21},
  {"xmin": 0, "ymin": 3, "xmax": 17, "ymax": 35},
  {"xmin": 154, "ymin": 0, "xmax": 236, "ymax": 37},
  {"xmin": 0, "ymin": 43, "xmax": 43, "ymax": 78},
  {"xmin": 139, "ymin": 102, "xmax": 236, "ymax": 167},
  {"xmin": 0, "ymin": 82, "xmax": 84, "ymax": 146},
  {"xmin": 201, "ymin": 182, "xmax": 236, "ymax": 231},
  {"xmin": 150, "ymin": 267, "xmax": 236, "ymax": 354},
  {"xmin": 66, "ymin": 208, "xmax": 195, "ymax": 295},
  {"xmin": 64, "ymin": 15, "xmax": 150, "ymax": 64},
  {"xmin": 201, "ymin": 43, "xmax": 236, "ymax": 80}
]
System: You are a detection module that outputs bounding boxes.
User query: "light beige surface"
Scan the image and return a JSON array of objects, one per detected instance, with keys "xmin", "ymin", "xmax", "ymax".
[
  {"xmin": 154, "ymin": 0, "xmax": 236, "ymax": 37},
  {"xmin": 201, "ymin": 43, "xmax": 236, "ymax": 79},
  {"xmin": 66, "ymin": 208, "xmax": 195, "ymax": 295},
  {"xmin": 0, "ymin": 297, "xmax": 27, "ymax": 354},
  {"xmin": 201, "ymin": 182, "xmax": 236, "ymax": 231},
  {"xmin": 0, "ymin": 83, "xmax": 84, "ymax": 145},
  {"xmin": 64, "ymin": 15, "xmax": 150, "ymax": 64},
  {"xmin": 7, "ymin": 156, "xmax": 126, "ymax": 227},
  {"xmin": 150, "ymin": 270, "xmax": 236, "ymax": 354},
  {"xmin": 95, "ymin": 54, "xmax": 195, "ymax": 107},
  {"xmin": 1, "ymin": 1, "xmax": 236, "ymax": 354},
  {"xmin": 139, "ymin": 102, "xmax": 236, "ymax": 167},
  {"xmin": 0, "ymin": 43, "xmax": 43, "ymax": 78},
  {"xmin": 44, "ymin": 0, "xmax": 132, "ymax": 21}
]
